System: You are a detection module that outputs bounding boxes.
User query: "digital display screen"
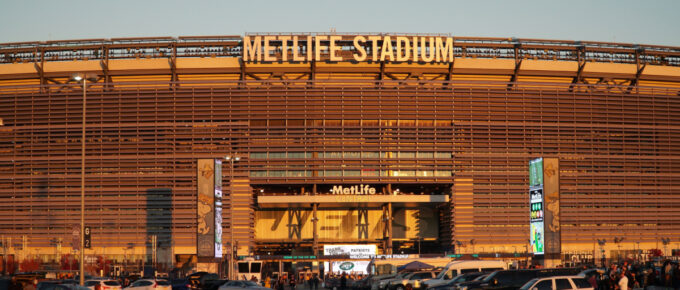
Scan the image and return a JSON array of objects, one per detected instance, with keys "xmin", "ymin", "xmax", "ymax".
[
  {"xmin": 531, "ymin": 222, "xmax": 545, "ymax": 255},
  {"xmin": 530, "ymin": 201, "xmax": 543, "ymax": 222},
  {"xmin": 529, "ymin": 158, "xmax": 543, "ymax": 187},
  {"xmin": 529, "ymin": 158, "xmax": 544, "ymax": 255}
]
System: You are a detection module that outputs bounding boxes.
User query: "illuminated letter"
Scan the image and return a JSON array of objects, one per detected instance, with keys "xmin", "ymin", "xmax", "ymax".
[
  {"xmin": 263, "ymin": 36, "xmax": 276, "ymax": 62},
  {"xmin": 329, "ymin": 35, "xmax": 342, "ymax": 62},
  {"xmin": 412, "ymin": 37, "xmax": 419, "ymax": 62},
  {"xmin": 367, "ymin": 36, "xmax": 381, "ymax": 62},
  {"xmin": 353, "ymin": 36, "xmax": 367, "ymax": 62},
  {"xmin": 420, "ymin": 37, "xmax": 435, "ymax": 62},
  {"xmin": 435, "ymin": 37, "xmax": 454, "ymax": 63},
  {"xmin": 292, "ymin": 36, "xmax": 304, "ymax": 62},
  {"xmin": 307, "ymin": 36, "xmax": 313, "ymax": 61},
  {"xmin": 315, "ymin": 35, "xmax": 328, "ymax": 61},
  {"xmin": 396, "ymin": 37, "xmax": 411, "ymax": 62},
  {"xmin": 343, "ymin": 187, "xmax": 350, "ymax": 194},
  {"xmin": 243, "ymin": 36, "xmax": 261, "ymax": 62},
  {"xmin": 369, "ymin": 187, "xmax": 376, "ymax": 195},
  {"xmin": 380, "ymin": 36, "xmax": 394, "ymax": 62},
  {"xmin": 332, "ymin": 185, "xmax": 342, "ymax": 194},
  {"xmin": 279, "ymin": 36, "xmax": 291, "ymax": 62}
]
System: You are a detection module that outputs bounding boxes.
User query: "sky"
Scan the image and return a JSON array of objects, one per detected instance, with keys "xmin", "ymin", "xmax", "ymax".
[{"xmin": 1, "ymin": 0, "xmax": 679, "ymax": 46}]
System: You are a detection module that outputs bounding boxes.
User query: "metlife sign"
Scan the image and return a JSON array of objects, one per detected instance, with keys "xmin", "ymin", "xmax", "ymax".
[{"xmin": 323, "ymin": 245, "xmax": 376, "ymax": 259}]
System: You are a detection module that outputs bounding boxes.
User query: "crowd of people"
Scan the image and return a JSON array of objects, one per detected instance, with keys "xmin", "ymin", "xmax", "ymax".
[
  {"xmin": 584, "ymin": 260, "xmax": 680, "ymax": 290},
  {"xmin": 257, "ymin": 272, "xmax": 369, "ymax": 290}
]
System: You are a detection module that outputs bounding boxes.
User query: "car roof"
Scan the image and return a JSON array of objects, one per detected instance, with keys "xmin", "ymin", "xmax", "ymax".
[{"xmin": 535, "ymin": 275, "xmax": 584, "ymax": 280}]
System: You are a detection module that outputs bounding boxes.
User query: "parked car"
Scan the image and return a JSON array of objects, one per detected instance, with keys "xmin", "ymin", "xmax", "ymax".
[
  {"xmin": 451, "ymin": 274, "xmax": 491, "ymax": 290},
  {"xmin": 388, "ymin": 271, "xmax": 439, "ymax": 290},
  {"xmin": 202, "ymin": 279, "xmax": 228, "ymax": 290},
  {"xmin": 352, "ymin": 275, "xmax": 373, "ymax": 290},
  {"xmin": 171, "ymin": 278, "xmax": 191, "ymax": 290},
  {"xmin": 458, "ymin": 268, "xmax": 583, "ymax": 290},
  {"xmin": 519, "ymin": 276, "xmax": 594, "ymax": 290},
  {"xmin": 37, "ymin": 280, "xmax": 78, "ymax": 290},
  {"xmin": 376, "ymin": 273, "xmax": 408, "ymax": 290},
  {"xmin": 425, "ymin": 261, "xmax": 507, "ymax": 289},
  {"xmin": 187, "ymin": 272, "xmax": 220, "ymax": 290},
  {"xmin": 123, "ymin": 279, "xmax": 172, "ymax": 290},
  {"xmin": 85, "ymin": 279, "xmax": 123, "ymax": 290},
  {"xmin": 218, "ymin": 280, "xmax": 269, "ymax": 290},
  {"xmin": 427, "ymin": 272, "xmax": 486, "ymax": 290}
]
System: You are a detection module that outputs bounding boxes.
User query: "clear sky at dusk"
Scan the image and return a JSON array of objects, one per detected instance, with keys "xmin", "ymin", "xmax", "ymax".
[{"xmin": 1, "ymin": 0, "xmax": 678, "ymax": 46}]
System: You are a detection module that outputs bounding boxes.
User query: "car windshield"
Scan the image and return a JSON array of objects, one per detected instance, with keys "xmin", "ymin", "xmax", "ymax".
[
  {"xmin": 435, "ymin": 270, "xmax": 448, "ymax": 279},
  {"xmin": 450, "ymin": 273, "xmax": 480, "ymax": 284},
  {"xmin": 103, "ymin": 281, "xmax": 120, "ymax": 286},
  {"xmin": 243, "ymin": 281, "xmax": 258, "ymax": 287},
  {"xmin": 519, "ymin": 278, "xmax": 539, "ymax": 290},
  {"xmin": 481, "ymin": 272, "xmax": 498, "ymax": 282},
  {"xmin": 475, "ymin": 274, "xmax": 489, "ymax": 281},
  {"xmin": 156, "ymin": 280, "xmax": 171, "ymax": 286},
  {"xmin": 85, "ymin": 281, "xmax": 100, "ymax": 286}
]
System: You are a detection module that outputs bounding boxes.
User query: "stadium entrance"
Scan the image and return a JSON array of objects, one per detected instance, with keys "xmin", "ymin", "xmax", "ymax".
[{"xmin": 253, "ymin": 184, "xmax": 451, "ymax": 256}]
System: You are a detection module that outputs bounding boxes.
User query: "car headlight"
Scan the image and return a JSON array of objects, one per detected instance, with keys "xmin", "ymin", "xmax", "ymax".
[{"xmin": 458, "ymin": 286, "xmax": 468, "ymax": 290}]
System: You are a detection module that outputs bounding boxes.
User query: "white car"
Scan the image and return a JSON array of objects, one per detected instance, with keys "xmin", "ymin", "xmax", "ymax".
[
  {"xmin": 519, "ymin": 275, "xmax": 594, "ymax": 290},
  {"xmin": 84, "ymin": 280, "xmax": 122, "ymax": 290},
  {"xmin": 123, "ymin": 279, "xmax": 171, "ymax": 290},
  {"xmin": 388, "ymin": 271, "xmax": 439, "ymax": 290}
]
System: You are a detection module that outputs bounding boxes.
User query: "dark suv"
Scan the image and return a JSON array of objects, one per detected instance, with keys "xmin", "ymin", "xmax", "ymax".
[
  {"xmin": 187, "ymin": 272, "xmax": 220, "ymax": 290},
  {"xmin": 459, "ymin": 268, "xmax": 582, "ymax": 290}
]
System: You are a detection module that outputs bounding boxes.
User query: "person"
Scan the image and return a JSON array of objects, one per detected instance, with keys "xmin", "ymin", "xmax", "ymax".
[
  {"xmin": 276, "ymin": 276, "xmax": 285, "ymax": 290},
  {"xmin": 289, "ymin": 273, "xmax": 296, "ymax": 290},
  {"xmin": 312, "ymin": 274, "xmax": 319, "ymax": 290},
  {"xmin": 251, "ymin": 275, "xmax": 259, "ymax": 283},
  {"xmin": 618, "ymin": 271, "xmax": 628, "ymax": 290},
  {"xmin": 587, "ymin": 273, "xmax": 597, "ymax": 289},
  {"xmin": 630, "ymin": 272, "xmax": 640, "ymax": 289},
  {"xmin": 340, "ymin": 272, "xmax": 347, "ymax": 290},
  {"xmin": 265, "ymin": 276, "xmax": 271, "ymax": 288}
]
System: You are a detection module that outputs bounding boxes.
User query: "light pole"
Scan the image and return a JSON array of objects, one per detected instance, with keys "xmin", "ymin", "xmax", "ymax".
[
  {"xmin": 597, "ymin": 239, "xmax": 606, "ymax": 267},
  {"xmin": 661, "ymin": 238, "xmax": 671, "ymax": 258},
  {"xmin": 225, "ymin": 155, "xmax": 240, "ymax": 280},
  {"xmin": 71, "ymin": 73, "xmax": 97, "ymax": 286},
  {"xmin": 614, "ymin": 237, "xmax": 624, "ymax": 263}
]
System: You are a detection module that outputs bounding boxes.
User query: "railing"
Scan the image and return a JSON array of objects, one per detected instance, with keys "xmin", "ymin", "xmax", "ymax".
[{"xmin": 1, "ymin": 35, "xmax": 679, "ymax": 66}]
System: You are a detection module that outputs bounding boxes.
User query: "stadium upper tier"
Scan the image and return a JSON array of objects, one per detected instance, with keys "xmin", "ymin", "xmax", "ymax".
[{"xmin": 0, "ymin": 35, "xmax": 679, "ymax": 90}]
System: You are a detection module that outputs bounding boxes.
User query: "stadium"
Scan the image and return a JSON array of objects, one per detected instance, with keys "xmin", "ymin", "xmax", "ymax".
[{"xmin": 0, "ymin": 33, "xmax": 679, "ymax": 274}]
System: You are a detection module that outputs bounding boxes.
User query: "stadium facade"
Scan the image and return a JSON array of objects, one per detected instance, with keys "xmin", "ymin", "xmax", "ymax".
[{"xmin": 0, "ymin": 34, "xmax": 679, "ymax": 272}]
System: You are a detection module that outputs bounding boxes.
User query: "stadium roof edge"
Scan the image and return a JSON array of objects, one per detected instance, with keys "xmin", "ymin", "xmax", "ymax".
[{"xmin": 1, "ymin": 35, "xmax": 679, "ymax": 51}]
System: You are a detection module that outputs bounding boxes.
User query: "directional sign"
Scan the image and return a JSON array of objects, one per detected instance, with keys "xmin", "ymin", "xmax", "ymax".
[{"xmin": 84, "ymin": 226, "xmax": 91, "ymax": 249}]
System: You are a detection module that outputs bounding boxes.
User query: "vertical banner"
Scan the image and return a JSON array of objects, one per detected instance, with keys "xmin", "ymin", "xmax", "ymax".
[
  {"xmin": 214, "ymin": 159, "xmax": 223, "ymax": 258},
  {"xmin": 543, "ymin": 158, "xmax": 561, "ymax": 257},
  {"xmin": 197, "ymin": 159, "xmax": 215, "ymax": 257},
  {"xmin": 529, "ymin": 158, "xmax": 544, "ymax": 255}
]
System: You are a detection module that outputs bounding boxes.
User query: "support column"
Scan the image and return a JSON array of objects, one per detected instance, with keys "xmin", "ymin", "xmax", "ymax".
[
  {"xmin": 387, "ymin": 202, "xmax": 393, "ymax": 254},
  {"xmin": 313, "ymin": 203, "xmax": 319, "ymax": 255},
  {"xmin": 358, "ymin": 209, "xmax": 369, "ymax": 240},
  {"xmin": 288, "ymin": 209, "xmax": 302, "ymax": 240}
]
